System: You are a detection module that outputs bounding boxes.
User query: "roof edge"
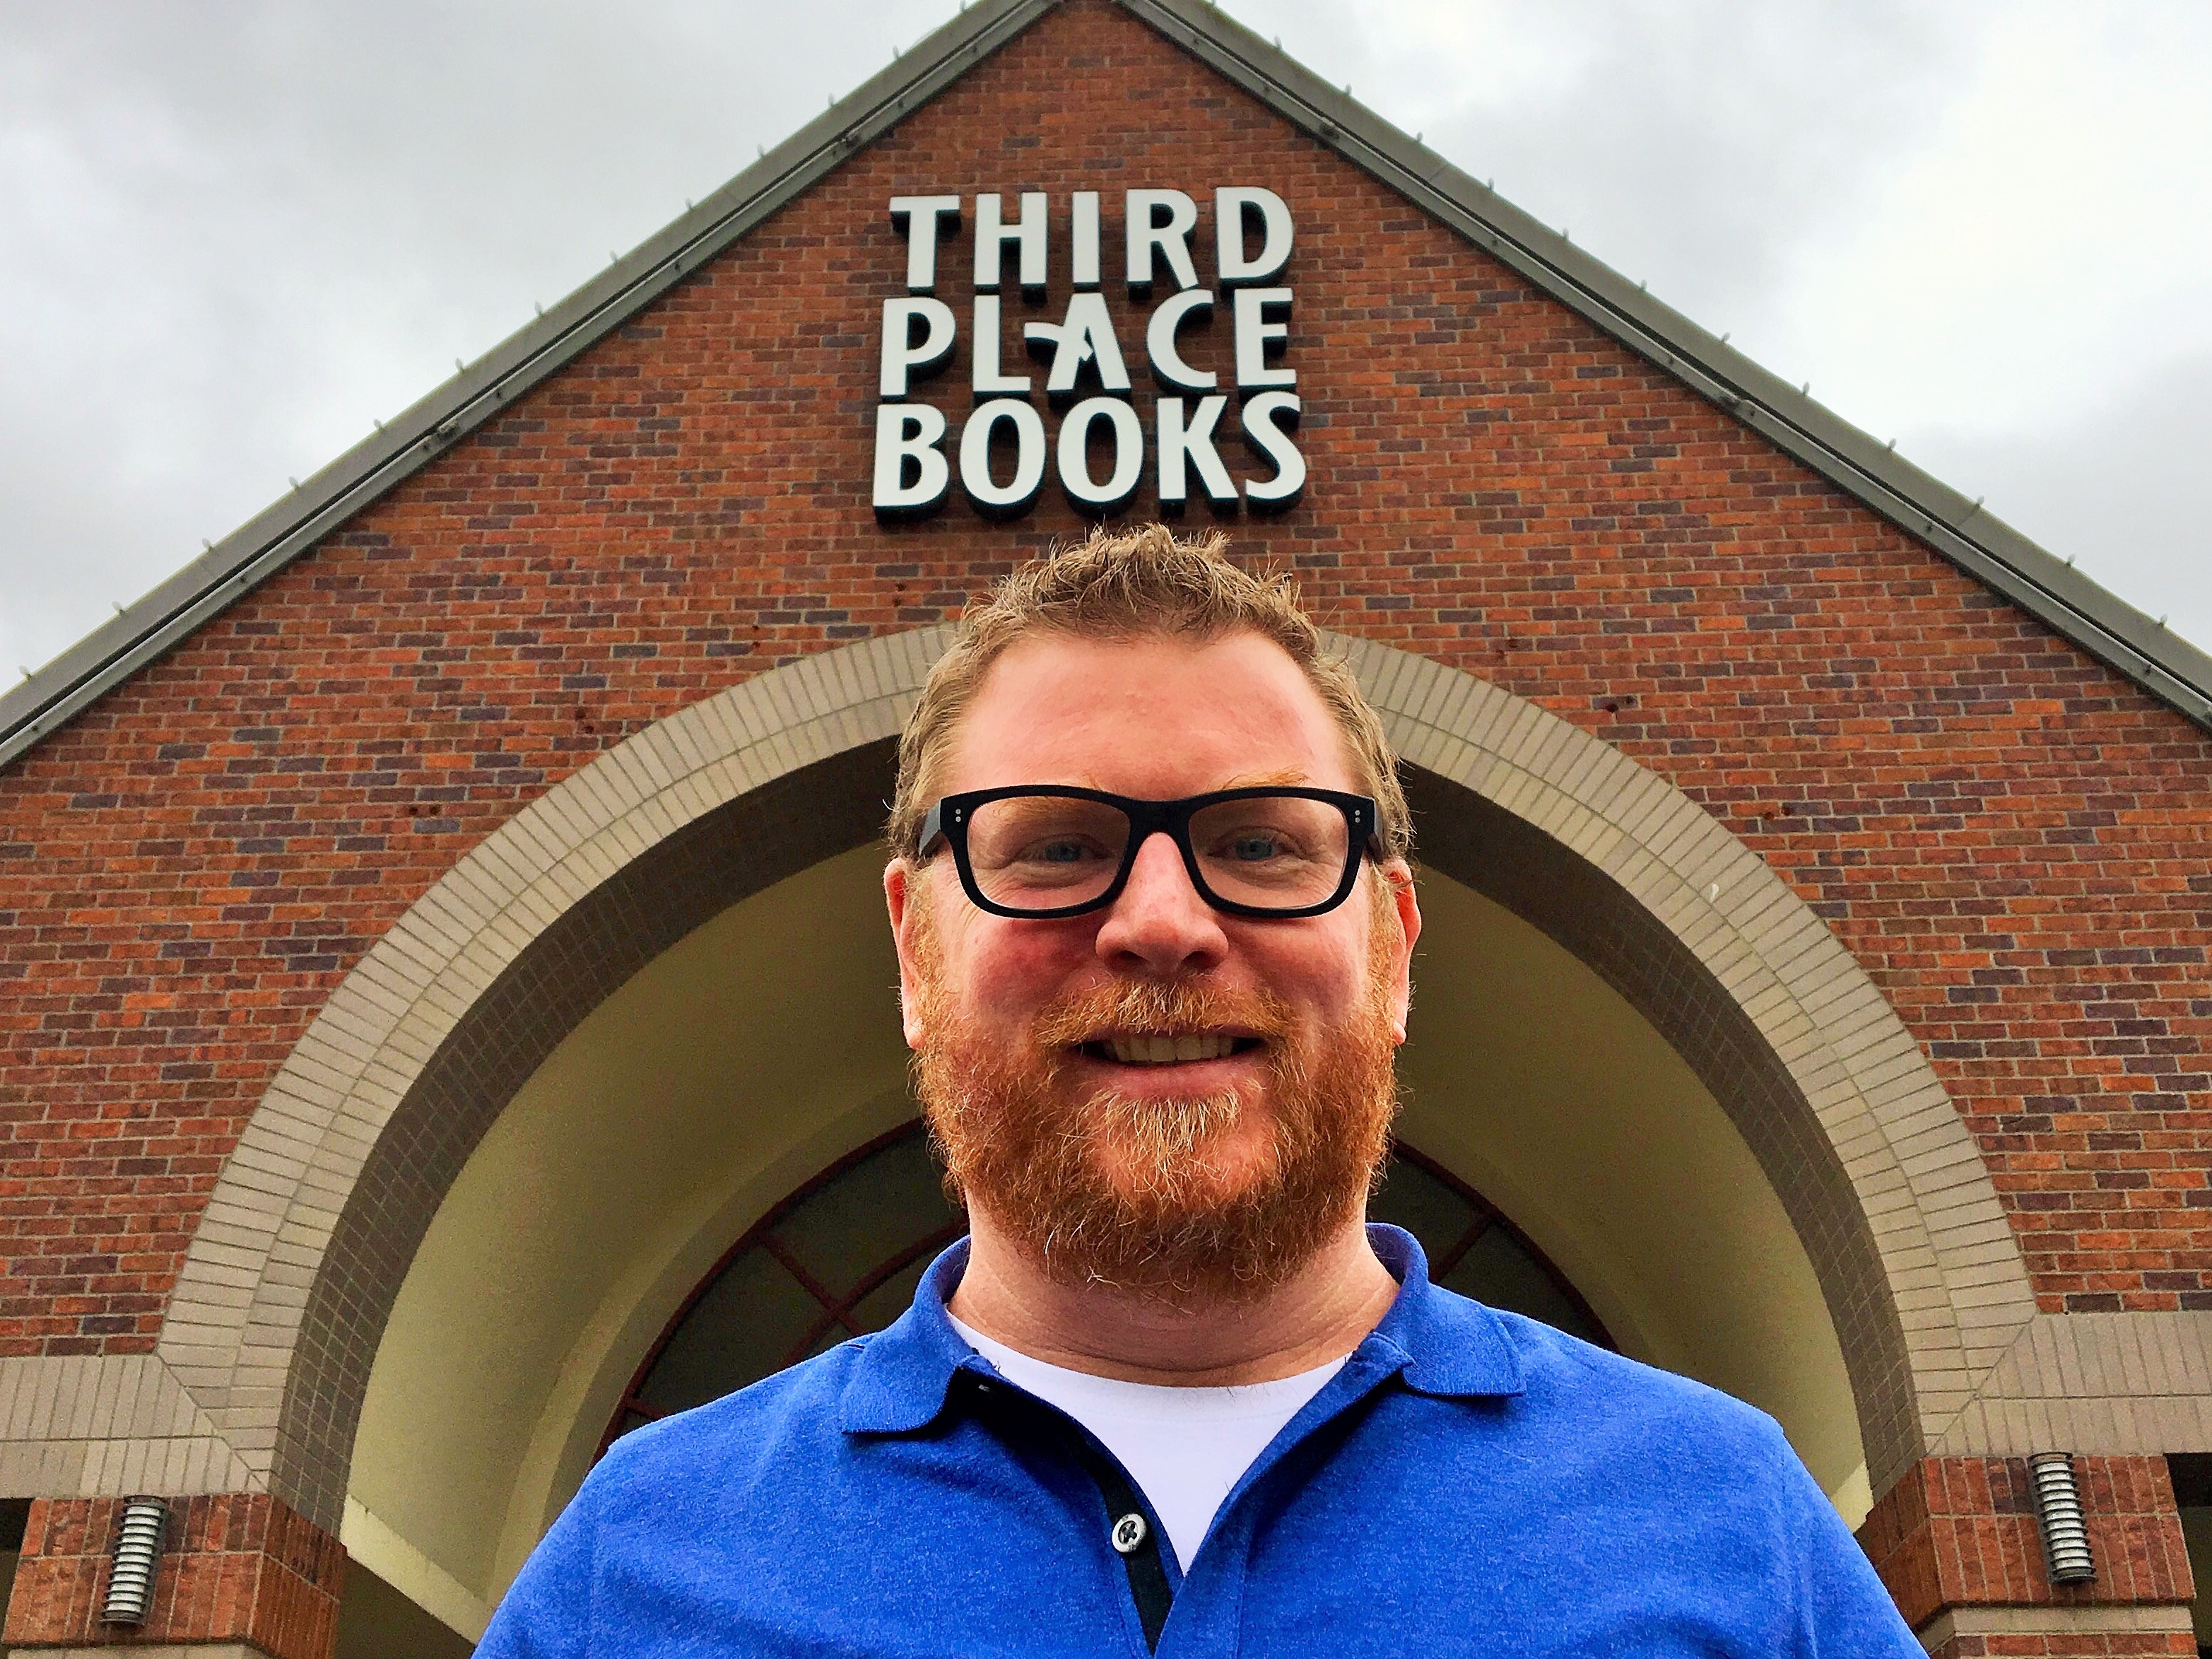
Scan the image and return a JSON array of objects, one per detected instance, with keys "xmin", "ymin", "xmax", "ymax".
[{"xmin": 6, "ymin": 0, "xmax": 2206, "ymax": 773}]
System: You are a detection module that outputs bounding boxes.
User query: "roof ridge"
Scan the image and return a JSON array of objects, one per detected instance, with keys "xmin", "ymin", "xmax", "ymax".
[{"xmin": 5, "ymin": 0, "xmax": 2205, "ymax": 770}]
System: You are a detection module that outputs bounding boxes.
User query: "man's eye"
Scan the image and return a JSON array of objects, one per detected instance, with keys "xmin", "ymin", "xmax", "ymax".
[
  {"xmin": 1022, "ymin": 838, "xmax": 1105, "ymax": 864},
  {"xmin": 1212, "ymin": 829, "xmax": 1302, "ymax": 862}
]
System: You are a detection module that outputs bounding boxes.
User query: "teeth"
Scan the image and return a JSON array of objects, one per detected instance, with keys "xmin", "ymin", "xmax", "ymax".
[{"xmin": 1105, "ymin": 1034, "xmax": 1238, "ymax": 1065}]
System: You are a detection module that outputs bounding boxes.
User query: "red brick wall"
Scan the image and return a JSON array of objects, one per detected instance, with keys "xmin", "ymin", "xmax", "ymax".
[
  {"xmin": 2, "ymin": 1494, "xmax": 344, "ymax": 1658},
  {"xmin": 1857, "ymin": 1456, "xmax": 2194, "ymax": 1629},
  {"xmin": 2, "ymin": 0, "xmax": 2210, "ymax": 1355}
]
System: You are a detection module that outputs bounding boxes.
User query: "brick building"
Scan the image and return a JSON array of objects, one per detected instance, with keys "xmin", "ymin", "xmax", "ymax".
[{"xmin": 3, "ymin": 1, "xmax": 2211, "ymax": 1653}]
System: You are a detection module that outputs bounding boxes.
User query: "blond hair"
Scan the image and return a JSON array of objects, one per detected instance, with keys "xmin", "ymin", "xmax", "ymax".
[{"xmin": 887, "ymin": 524, "xmax": 1411, "ymax": 860}]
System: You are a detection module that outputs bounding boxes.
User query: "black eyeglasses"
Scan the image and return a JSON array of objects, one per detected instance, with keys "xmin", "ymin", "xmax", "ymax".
[{"xmin": 916, "ymin": 785, "xmax": 1381, "ymax": 920}]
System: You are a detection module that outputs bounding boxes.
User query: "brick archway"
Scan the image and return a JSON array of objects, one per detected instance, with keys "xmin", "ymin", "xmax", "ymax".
[{"xmin": 152, "ymin": 628, "xmax": 2032, "ymax": 1527}]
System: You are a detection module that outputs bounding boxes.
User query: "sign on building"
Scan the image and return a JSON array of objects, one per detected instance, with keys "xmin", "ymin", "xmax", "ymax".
[{"xmin": 873, "ymin": 187, "xmax": 1305, "ymax": 520}]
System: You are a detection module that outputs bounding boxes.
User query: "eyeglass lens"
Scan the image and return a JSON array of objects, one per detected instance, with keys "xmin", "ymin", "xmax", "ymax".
[{"xmin": 962, "ymin": 792, "xmax": 1353, "ymax": 914}]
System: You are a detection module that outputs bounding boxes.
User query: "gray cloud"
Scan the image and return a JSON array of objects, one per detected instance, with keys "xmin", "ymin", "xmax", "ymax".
[
  {"xmin": 0, "ymin": 1, "xmax": 944, "ymax": 675},
  {"xmin": 1903, "ymin": 348, "xmax": 2212, "ymax": 650},
  {"xmin": 1233, "ymin": 0, "xmax": 1964, "ymax": 324}
]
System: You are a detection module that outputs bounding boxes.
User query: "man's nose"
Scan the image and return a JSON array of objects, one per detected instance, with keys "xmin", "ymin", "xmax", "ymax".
[{"xmin": 1093, "ymin": 831, "xmax": 1228, "ymax": 975}]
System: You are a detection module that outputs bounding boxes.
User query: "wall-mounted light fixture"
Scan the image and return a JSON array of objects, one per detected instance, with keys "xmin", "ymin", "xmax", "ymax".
[
  {"xmin": 2027, "ymin": 1453, "xmax": 2096, "ymax": 1585},
  {"xmin": 100, "ymin": 1496, "xmax": 170, "ymax": 1625}
]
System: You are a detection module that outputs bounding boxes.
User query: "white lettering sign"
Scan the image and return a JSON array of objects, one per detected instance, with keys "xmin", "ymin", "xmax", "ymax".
[
  {"xmin": 873, "ymin": 405, "xmax": 950, "ymax": 518},
  {"xmin": 873, "ymin": 187, "xmax": 1305, "ymax": 520},
  {"xmin": 961, "ymin": 399, "xmax": 1047, "ymax": 516}
]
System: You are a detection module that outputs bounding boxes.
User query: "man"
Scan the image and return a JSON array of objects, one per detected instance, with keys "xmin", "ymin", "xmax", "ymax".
[{"xmin": 479, "ymin": 527, "xmax": 1920, "ymax": 1655}]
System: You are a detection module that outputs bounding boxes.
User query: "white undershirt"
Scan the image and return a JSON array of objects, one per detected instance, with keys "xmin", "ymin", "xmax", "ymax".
[{"xmin": 948, "ymin": 1314, "xmax": 1346, "ymax": 1571}]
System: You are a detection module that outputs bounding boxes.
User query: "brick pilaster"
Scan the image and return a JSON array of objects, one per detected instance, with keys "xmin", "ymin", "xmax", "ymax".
[
  {"xmin": 1, "ymin": 1494, "xmax": 344, "ymax": 1659},
  {"xmin": 1857, "ymin": 1456, "xmax": 2196, "ymax": 1655}
]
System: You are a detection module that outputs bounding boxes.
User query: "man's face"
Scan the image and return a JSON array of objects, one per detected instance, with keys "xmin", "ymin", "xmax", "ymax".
[{"xmin": 884, "ymin": 629, "xmax": 1422, "ymax": 1303}]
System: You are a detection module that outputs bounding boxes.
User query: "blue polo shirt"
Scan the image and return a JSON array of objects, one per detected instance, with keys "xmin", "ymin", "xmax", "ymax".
[{"xmin": 479, "ymin": 1227, "xmax": 1919, "ymax": 1656}]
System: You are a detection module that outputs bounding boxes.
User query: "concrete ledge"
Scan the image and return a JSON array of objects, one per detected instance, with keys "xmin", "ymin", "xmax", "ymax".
[
  {"xmin": 0, "ymin": 1356, "xmax": 258, "ymax": 1498},
  {"xmin": 1919, "ymin": 1602, "xmax": 2195, "ymax": 1651},
  {"xmin": 1938, "ymin": 1311, "xmax": 2212, "ymax": 1458}
]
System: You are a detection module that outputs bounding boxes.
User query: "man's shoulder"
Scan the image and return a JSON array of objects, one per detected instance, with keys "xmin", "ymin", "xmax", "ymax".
[
  {"xmin": 1388, "ymin": 1288, "xmax": 1842, "ymax": 1574},
  {"xmin": 1440, "ymin": 1289, "xmax": 1794, "ymax": 1465},
  {"xmin": 590, "ymin": 1336, "xmax": 874, "ymax": 1496}
]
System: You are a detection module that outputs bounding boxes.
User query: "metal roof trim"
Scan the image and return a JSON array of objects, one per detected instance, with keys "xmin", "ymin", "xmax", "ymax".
[{"xmin": 6, "ymin": 0, "xmax": 2206, "ymax": 774}]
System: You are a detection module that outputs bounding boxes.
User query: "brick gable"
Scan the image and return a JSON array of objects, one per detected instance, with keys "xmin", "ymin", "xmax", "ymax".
[{"xmin": 1, "ymin": 0, "xmax": 2208, "ymax": 1362}]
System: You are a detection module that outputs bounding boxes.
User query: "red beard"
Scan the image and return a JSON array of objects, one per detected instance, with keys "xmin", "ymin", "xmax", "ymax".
[{"xmin": 913, "ymin": 952, "xmax": 1401, "ymax": 1307}]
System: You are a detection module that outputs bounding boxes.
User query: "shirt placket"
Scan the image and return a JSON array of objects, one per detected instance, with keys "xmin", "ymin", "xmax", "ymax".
[
  {"xmin": 959, "ymin": 1367, "xmax": 1182, "ymax": 1654},
  {"xmin": 955, "ymin": 1347, "xmax": 1409, "ymax": 1658}
]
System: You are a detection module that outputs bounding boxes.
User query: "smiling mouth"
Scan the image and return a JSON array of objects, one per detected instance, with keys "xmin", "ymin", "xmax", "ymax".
[{"xmin": 1081, "ymin": 1033, "xmax": 1266, "ymax": 1066}]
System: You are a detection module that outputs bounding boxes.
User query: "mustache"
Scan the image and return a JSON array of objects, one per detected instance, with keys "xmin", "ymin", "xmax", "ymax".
[{"xmin": 1029, "ymin": 976, "xmax": 1298, "ymax": 1053}]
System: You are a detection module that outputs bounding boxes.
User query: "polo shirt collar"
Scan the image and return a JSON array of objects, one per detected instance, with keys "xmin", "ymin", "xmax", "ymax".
[
  {"xmin": 1355, "ymin": 1222, "xmax": 1525, "ymax": 1400},
  {"xmin": 838, "ymin": 1221, "xmax": 1523, "ymax": 1436},
  {"xmin": 838, "ymin": 1236, "xmax": 991, "ymax": 1434}
]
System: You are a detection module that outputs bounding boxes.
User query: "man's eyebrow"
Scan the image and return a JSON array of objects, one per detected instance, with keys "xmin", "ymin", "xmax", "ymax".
[{"xmin": 1220, "ymin": 768, "xmax": 1310, "ymax": 788}]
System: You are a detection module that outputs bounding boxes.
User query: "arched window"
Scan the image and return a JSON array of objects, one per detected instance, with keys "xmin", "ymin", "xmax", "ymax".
[{"xmin": 602, "ymin": 1122, "xmax": 1609, "ymax": 1453}]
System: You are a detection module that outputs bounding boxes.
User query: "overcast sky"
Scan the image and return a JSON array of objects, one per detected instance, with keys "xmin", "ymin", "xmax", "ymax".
[{"xmin": 4, "ymin": 1, "xmax": 2208, "ymax": 684}]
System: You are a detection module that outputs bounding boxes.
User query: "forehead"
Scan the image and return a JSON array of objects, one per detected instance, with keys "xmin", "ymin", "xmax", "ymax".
[{"xmin": 943, "ymin": 629, "xmax": 1359, "ymax": 797}]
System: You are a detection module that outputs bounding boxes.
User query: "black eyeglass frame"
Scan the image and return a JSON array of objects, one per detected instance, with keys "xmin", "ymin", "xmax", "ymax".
[{"xmin": 916, "ymin": 785, "xmax": 1383, "ymax": 920}]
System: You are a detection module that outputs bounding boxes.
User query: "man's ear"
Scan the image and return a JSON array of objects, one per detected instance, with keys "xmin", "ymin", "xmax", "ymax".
[
  {"xmin": 1379, "ymin": 860, "xmax": 1421, "ymax": 1045},
  {"xmin": 884, "ymin": 857, "xmax": 929, "ymax": 1050}
]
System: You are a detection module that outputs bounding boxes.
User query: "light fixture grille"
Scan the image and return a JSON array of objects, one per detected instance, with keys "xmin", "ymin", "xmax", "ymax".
[
  {"xmin": 100, "ymin": 1496, "xmax": 170, "ymax": 1626},
  {"xmin": 2027, "ymin": 1453, "xmax": 2096, "ymax": 1585}
]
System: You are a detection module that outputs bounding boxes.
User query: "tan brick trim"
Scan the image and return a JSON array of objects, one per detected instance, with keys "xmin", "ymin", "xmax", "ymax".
[
  {"xmin": 153, "ymin": 631, "xmax": 946, "ymax": 1521},
  {"xmin": 1937, "ymin": 1312, "xmax": 2212, "ymax": 1458},
  {"xmin": 0, "ymin": 1356, "xmax": 257, "ymax": 1499},
  {"xmin": 151, "ymin": 630, "xmax": 2028, "ymax": 1524},
  {"xmin": 1919, "ymin": 1605, "xmax": 2197, "ymax": 1646}
]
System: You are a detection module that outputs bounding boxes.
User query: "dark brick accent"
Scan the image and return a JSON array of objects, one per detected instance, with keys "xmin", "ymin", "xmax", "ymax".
[{"xmin": 1408, "ymin": 768, "xmax": 1917, "ymax": 1482}]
